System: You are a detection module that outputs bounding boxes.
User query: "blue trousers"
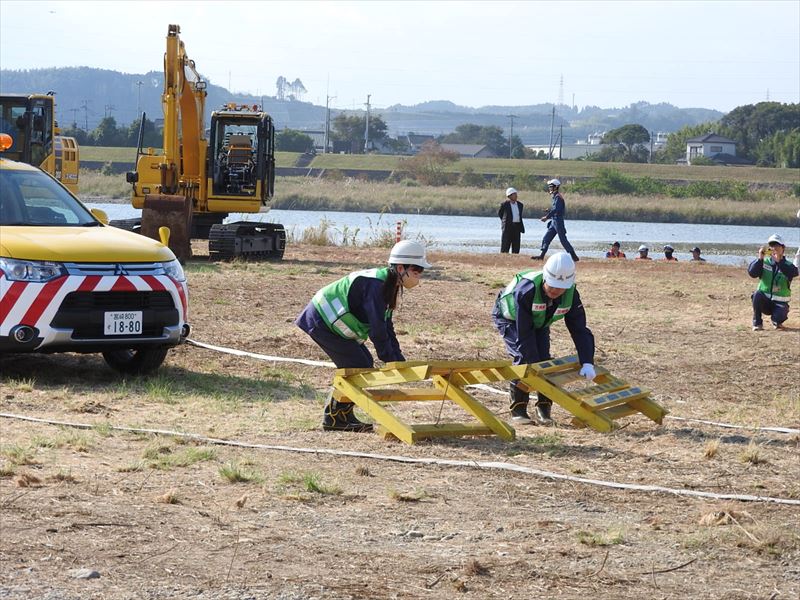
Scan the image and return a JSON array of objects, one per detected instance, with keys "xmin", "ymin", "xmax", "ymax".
[
  {"xmin": 751, "ymin": 291, "xmax": 790, "ymax": 326},
  {"xmin": 540, "ymin": 220, "xmax": 576, "ymax": 256},
  {"xmin": 306, "ymin": 324, "xmax": 374, "ymax": 369},
  {"xmin": 493, "ymin": 313, "xmax": 552, "ymax": 405}
]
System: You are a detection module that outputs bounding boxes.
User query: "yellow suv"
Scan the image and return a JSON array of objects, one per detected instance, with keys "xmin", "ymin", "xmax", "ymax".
[{"xmin": 0, "ymin": 134, "xmax": 189, "ymax": 374}]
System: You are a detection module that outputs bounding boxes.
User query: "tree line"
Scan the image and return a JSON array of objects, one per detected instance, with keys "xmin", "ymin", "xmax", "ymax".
[{"xmin": 67, "ymin": 101, "xmax": 799, "ymax": 169}]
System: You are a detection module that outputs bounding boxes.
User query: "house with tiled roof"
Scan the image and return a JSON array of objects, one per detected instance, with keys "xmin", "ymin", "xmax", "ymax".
[{"xmin": 685, "ymin": 133, "xmax": 737, "ymax": 164}]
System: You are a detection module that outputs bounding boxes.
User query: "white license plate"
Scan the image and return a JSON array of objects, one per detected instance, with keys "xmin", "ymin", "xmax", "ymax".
[{"xmin": 104, "ymin": 311, "xmax": 143, "ymax": 336}]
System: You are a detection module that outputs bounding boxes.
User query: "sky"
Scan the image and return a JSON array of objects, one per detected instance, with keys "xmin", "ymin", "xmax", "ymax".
[{"xmin": 0, "ymin": 0, "xmax": 798, "ymax": 113}]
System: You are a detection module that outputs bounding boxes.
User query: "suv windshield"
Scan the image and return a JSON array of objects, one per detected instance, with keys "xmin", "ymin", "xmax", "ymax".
[{"xmin": 0, "ymin": 168, "xmax": 97, "ymax": 226}]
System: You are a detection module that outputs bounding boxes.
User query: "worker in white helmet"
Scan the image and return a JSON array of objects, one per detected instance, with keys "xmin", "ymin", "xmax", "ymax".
[
  {"xmin": 493, "ymin": 253, "xmax": 596, "ymax": 425},
  {"xmin": 296, "ymin": 240, "xmax": 432, "ymax": 431},
  {"xmin": 748, "ymin": 234, "xmax": 797, "ymax": 331},
  {"xmin": 533, "ymin": 179, "xmax": 579, "ymax": 262},
  {"xmin": 498, "ymin": 187, "xmax": 526, "ymax": 254}
]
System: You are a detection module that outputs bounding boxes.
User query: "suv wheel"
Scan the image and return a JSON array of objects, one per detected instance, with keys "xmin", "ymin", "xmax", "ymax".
[{"xmin": 102, "ymin": 347, "xmax": 170, "ymax": 375}]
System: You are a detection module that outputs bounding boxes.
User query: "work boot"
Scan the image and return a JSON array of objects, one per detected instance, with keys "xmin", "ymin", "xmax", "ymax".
[
  {"xmin": 322, "ymin": 398, "xmax": 373, "ymax": 432},
  {"xmin": 533, "ymin": 397, "xmax": 554, "ymax": 426},
  {"xmin": 531, "ymin": 251, "xmax": 546, "ymax": 261},
  {"xmin": 509, "ymin": 381, "xmax": 532, "ymax": 424}
]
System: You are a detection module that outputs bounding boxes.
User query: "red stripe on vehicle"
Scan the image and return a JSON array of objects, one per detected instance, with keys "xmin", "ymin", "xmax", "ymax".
[
  {"xmin": 76, "ymin": 275, "xmax": 101, "ymax": 292},
  {"xmin": 176, "ymin": 283, "xmax": 188, "ymax": 318},
  {"xmin": 20, "ymin": 277, "xmax": 67, "ymax": 326},
  {"xmin": 141, "ymin": 275, "xmax": 166, "ymax": 292},
  {"xmin": 110, "ymin": 276, "xmax": 136, "ymax": 292},
  {"xmin": 0, "ymin": 281, "xmax": 29, "ymax": 324}
]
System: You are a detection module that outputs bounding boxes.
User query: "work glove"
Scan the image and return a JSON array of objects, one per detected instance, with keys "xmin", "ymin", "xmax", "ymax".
[{"xmin": 579, "ymin": 363, "xmax": 596, "ymax": 381}]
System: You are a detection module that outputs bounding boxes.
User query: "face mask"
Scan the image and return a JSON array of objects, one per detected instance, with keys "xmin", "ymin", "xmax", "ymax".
[{"xmin": 400, "ymin": 269, "xmax": 421, "ymax": 289}]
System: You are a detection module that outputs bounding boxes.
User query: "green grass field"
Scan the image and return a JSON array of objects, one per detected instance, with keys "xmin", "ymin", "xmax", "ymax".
[
  {"xmin": 80, "ymin": 146, "xmax": 300, "ymax": 168},
  {"xmin": 81, "ymin": 145, "xmax": 799, "ymax": 185}
]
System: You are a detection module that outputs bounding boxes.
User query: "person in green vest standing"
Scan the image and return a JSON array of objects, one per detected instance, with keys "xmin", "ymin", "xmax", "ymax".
[
  {"xmin": 493, "ymin": 253, "xmax": 596, "ymax": 425},
  {"xmin": 748, "ymin": 234, "xmax": 797, "ymax": 331},
  {"xmin": 296, "ymin": 240, "xmax": 432, "ymax": 432}
]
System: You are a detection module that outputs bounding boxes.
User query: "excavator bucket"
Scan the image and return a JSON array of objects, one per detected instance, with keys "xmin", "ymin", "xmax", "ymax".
[{"xmin": 141, "ymin": 194, "xmax": 192, "ymax": 263}]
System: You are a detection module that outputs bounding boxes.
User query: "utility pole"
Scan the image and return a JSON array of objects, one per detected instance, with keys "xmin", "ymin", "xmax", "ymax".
[
  {"xmin": 136, "ymin": 80, "xmax": 144, "ymax": 119},
  {"xmin": 68, "ymin": 108, "xmax": 79, "ymax": 128},
  {"xmin": 80, "ymin": 100, "xmax": 90, "ymax": 131},
  {"xmin": 364, "ymin": 94, "xmax": 371, "ymax": 153},
  {"xmin": 548, "ymin": 105, "xmax": 556, "ymax": 160},
  {"xmin": 324, "ymin": 94, "xmax": 336, "ymax": 154},
  {"xmin": 507, "ymin": 114, "xmax": 518, "ymax": 158}
]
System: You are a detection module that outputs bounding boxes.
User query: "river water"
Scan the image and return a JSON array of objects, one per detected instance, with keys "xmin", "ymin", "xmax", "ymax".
[{"xmin": 87, "ymin": 203, "xmax": 799, "ymax": 266}]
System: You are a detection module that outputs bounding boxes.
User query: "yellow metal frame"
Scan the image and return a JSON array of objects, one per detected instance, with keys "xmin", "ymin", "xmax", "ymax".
[{"xmin": 331, "ymin": 356, "xmax": 667, "ymax": 444}]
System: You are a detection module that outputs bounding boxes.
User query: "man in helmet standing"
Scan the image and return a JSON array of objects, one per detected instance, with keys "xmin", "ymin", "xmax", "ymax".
[
  {"xmin": 296, "ymin": 240, "xmax": 432, "ymax": 431},
  {"xmin": 498, "ymin": 187, "xmax": 526, "ymax": 254},
  {"xmin": 748, "ymin": 234, "xmax": 797, "ymax": 331},
  {"xmin": 533, "ymin": 179, "xmax": 579, "ymax": 262},
  {"xmin": 493, "ymin": 252, "xmax": 596, "ymax": 425}
]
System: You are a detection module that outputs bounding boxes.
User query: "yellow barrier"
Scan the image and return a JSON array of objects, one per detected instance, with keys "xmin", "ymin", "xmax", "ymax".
[{"xmin": 331, "ymin": 356, "xmax": 666, "ymax": 444}]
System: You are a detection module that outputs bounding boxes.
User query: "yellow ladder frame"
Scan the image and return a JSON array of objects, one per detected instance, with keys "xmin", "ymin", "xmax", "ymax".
[{"xmin": 331, "ymin": 356, "xmax": 667, "ymax": 444}]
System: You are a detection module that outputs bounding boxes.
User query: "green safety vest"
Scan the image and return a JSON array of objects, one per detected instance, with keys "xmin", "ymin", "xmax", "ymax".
[
  {"xmin": 757, "ymin": 257, "xmax": 792, "ymax": 302},
  {"xmin": 312, "ymin": 267, "xmax": 391, "ymax": 340},
  {"xmin": 496, "ymin": 269, "xmax": 575, "ymax": 328}
]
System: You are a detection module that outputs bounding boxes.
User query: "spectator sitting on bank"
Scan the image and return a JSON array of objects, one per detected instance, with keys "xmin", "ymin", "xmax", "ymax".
[
  {"xmin": 662, "ymin": 245, "xmax": 678, "ymax": 261},
  {"xmin": 605, "ymin": 241, "xmax": 626, "ymax": 259},
  {"xmin": 635, "ymin": 245, "xmax": 652, "ymax": 260},
  {"xmin": 690, "ymin": 246, "xmax": 707, "ymax": 262}
]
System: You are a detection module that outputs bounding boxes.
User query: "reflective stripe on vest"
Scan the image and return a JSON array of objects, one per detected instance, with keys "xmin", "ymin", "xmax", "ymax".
[
  {"xmin": 312, "ymin": 267, "xmax": 389, "ymax": 340},
  {"xmin": 757, "ymin": 258, "xmax": 792, "ymax": 302},
  {"xmin": 496, "ymin": 269, "xmax": 574, "ymax": 327}
]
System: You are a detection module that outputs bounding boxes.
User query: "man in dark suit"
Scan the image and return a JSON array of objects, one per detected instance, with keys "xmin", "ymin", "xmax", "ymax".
[{"xmin": 499, "ymin": 187, "xmax": 525, "ymax": 254}]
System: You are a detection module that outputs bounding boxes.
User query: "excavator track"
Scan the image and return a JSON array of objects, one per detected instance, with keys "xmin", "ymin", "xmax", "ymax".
[{"xmin": 208, "ymin": 221, "xmax": 286, "ymax": 260}]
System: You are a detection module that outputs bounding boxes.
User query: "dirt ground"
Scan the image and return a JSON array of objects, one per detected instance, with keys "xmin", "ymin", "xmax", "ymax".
[{"xmin": 1, "ymin": 243, "xmax": 799, "ymax": 600}]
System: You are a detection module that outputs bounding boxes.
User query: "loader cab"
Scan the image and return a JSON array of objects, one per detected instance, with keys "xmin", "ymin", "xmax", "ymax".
[
  {"xmin": 207, "ymin": 105, "xmax": 275, "ymax": 201},
  {"xmin": 0, "ymin": 94, "xmax": 54, "ymax": 168}
]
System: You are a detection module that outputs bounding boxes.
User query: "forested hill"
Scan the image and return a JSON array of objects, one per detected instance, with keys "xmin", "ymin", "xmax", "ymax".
[{"xmin": 0, "ymin": 67, "xmax": 723, "ymax": 144}]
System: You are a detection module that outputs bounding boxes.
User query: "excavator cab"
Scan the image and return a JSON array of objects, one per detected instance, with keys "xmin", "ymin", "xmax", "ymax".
[{"xmin": 208, "ymin": 107, "xmax": 275, "ymax": 202}]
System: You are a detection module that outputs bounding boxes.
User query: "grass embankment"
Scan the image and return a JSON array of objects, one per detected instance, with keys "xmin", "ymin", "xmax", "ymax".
[
  {"xmin": 274, "ymin": 177, "xmax": 798, "ymax": 226},
  {"xmin": 80, "ymin": 146, "xmax": 300, "ymax": 167},
  {"xmin": 82, "ymin": 145, "xmax": 800, "ymax": 185},
  {"xmin": 311, "ymin": 153, "xmax": 800, "ymax": 185}
]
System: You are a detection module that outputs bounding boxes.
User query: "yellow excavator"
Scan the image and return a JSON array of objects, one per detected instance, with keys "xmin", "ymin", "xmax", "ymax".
[
  {"xmin": 119, "ymin": 24, "xmax": 285, "ymax": 261},
  {"xmin": 0, "ymin": 93, "xmax": 79, "ymax": 193}
]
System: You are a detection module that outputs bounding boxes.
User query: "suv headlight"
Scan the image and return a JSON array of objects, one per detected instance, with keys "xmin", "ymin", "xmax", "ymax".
[
  {"xmin": 162, "ymin": 259, "xmax": 186, "ymax": 282},
  {"xmin": 0, "ymin": 258, "xmax": 66, "ymax": 282}
]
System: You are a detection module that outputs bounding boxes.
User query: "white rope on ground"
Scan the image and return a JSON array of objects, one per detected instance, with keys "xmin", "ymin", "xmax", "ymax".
[
  {"xmin": 187, "ymin": 340, "xmax": 800, "ymax": 436},
  {"xmin": 187, "ymin": 338, "xmax": 335, "ymax": 368},
  {"xmin": 2, "ymin": 411, "xmax": 798, "ymax": 507}
]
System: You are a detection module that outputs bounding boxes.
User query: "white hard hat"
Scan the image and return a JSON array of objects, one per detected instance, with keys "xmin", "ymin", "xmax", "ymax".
[
  {"xmin": 767, "ymin": 234, "xmax": 785, "ymax": 246},
  {"xmin": 505, "ymin": 187, "xmax": 517, "ymax": 197},
  {"xmin": 638, "ymin": 245, "xmax": 648, "ymax": 252},
  {"xmin": 542, "ymin": 252, "xmax": 576, "ymax": 289},
  {"xmin": 547, "ymin": 178, "xmax": 561, "ymax": 187},
  {"xmin": 663, "ymin": 244, "xmax": 674, "ymax": 252},
  {"xmin": 388, "ymin": 240, "xmax": 432, "ymax": 269}
]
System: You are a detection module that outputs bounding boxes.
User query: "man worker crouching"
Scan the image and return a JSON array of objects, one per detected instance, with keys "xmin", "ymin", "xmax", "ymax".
[
  {"xmin": 749, "ymin": 234, "xmax": 798, "ymax": 331},
  {"xmin": 492, "ymin": 253, "xmax": 596, "ymax": 425}
]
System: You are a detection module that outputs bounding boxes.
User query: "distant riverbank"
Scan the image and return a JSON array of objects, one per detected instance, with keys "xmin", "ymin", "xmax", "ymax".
[{"xmin": 79, "ymin": 173, "xmax": 799, "ymax": 227}]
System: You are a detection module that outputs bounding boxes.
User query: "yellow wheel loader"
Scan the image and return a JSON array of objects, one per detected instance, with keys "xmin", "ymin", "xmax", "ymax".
[{"xmin": 0, "ymin": 93, "xmax": 79, "ymax": 194}]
